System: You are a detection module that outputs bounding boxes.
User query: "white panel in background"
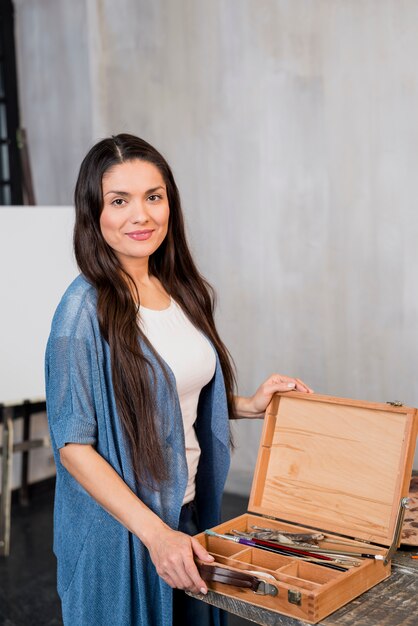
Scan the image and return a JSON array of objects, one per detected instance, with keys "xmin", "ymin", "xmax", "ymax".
[{"xmin": 0, "ymin": 206, "xmax": 77, "ymax": 403}]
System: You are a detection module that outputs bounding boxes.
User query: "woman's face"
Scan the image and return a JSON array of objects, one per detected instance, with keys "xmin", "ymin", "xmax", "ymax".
[{"xmin": 100, "ymin": 159, "xmax": 170, "ymax": 269}]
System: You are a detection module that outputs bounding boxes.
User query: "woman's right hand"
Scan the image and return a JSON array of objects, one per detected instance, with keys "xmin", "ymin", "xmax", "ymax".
[{"xmin": 146, "ymin": 524, "xmax": 214, "ymax": 594}]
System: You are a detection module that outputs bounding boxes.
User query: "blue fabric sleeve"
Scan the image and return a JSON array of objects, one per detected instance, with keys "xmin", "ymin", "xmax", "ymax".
[{"xmin": 46, "ymin": 329, "xmax": 99, "ymax": 449}]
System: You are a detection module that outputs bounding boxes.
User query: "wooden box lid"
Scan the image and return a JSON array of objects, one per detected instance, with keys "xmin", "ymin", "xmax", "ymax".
[{"xmin": 249, "ymin": 393, "xmax": 418, "ymax": 547}]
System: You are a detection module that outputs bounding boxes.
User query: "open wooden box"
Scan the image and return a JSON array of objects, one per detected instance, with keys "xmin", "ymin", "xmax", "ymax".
[{"xmin": 194, "ymin": 393, "xmax": 418, "ymax": 623}]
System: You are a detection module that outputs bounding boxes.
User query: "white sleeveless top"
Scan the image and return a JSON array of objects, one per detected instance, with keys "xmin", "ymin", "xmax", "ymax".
[{"xmin": 138, "ymin": 299, "xmax": 216, "ymax": 504}]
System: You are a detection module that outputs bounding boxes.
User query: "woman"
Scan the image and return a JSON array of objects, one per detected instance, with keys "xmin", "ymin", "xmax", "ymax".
[{"xmin": 45, "ymin": 134, "xmax": 312, "ymax": 626}]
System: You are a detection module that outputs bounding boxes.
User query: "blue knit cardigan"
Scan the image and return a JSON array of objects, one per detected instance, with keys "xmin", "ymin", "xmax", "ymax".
[{"xmin": 45, "ymin": 275, "xmax": 231, "ymax": 626}]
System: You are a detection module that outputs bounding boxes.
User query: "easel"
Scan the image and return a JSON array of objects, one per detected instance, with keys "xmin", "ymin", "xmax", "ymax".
[{"xmin": 0, "ymin": 399, "xmax": 49, "ymax": 557}]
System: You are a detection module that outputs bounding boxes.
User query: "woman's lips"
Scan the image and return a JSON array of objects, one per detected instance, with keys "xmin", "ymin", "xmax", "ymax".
[{"xmin": 125, "ymin": 230, "xmax": 154, "ymax": 241}]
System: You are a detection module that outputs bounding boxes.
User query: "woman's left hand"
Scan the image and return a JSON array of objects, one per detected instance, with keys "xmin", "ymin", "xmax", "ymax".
[{"xmin": 235, "ymin": 374, "xmax": 313, "ymax": 418}]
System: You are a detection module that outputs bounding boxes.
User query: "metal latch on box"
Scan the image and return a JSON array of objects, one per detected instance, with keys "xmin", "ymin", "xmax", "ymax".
[
  {"xmin": 384, "ymin": 497, "xmax": 409, "ymax": 566},
  {"xmin": 288, "ymin": 589, "xmax": 302, "ymax": 605},
  {"xmin": 255, "ymin": 580, "xmax": 278, "ymax": 596}
]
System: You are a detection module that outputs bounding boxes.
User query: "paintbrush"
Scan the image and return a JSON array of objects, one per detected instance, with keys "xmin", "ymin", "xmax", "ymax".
[
  {"xmin": 228, "ymin": 532, "xmax": 361, "ymax": 564},
  {"xmin": 205, "ymin": 530, "xmax": 349, "ymax": 572},
  {"xmin": 239, "ymin": 529, "xmax": 383, "ymax": 560},
  {"xmin": 250, "ymin": 525, "xmax": 380, "ymax": 550}
]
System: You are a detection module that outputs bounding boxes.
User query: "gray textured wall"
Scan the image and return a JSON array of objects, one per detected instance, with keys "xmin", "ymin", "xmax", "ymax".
[
  {"xmin": 14, "ymin": 1, "xmax": 418, "ymax": 490},
  {"xmin": 14, "ymin": 0, "xmax": 93, "ymax": 204}
]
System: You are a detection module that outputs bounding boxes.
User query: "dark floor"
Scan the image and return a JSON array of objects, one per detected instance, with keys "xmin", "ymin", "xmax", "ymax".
[{"xmin": 0, "ymin": 480, "xmax": 254, "ymax": 626}]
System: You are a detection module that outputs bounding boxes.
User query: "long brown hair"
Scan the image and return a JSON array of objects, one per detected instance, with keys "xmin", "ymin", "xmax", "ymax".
[{"xmin": 74, "ymin": 134, "xmax": 236, "ymax": 487}]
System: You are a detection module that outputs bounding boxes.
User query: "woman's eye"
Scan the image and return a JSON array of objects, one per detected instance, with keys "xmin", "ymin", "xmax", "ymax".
[
  {"xmin": 111, "ymin": 198, "xmax": 126, "ymax": 206},
  {"xmin": 148, "ymin": 194, "xmax": 161, "ymax": 202}
]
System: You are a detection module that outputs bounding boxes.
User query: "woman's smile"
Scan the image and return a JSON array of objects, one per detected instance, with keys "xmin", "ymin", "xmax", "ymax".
[{"xmin": 125, "ymin": 229, "xmax": 155, "ymax": 241}]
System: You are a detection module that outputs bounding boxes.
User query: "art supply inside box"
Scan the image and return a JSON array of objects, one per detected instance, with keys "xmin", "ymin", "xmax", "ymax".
[{"xmin": 194, "ymin": 393, "xmax": 418, "ymax": 623}]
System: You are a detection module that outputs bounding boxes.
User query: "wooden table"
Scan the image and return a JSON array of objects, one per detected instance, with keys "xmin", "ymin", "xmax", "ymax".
[{"xmin": 192, "ymin": 547, "xmax": 418, "ymax": 625}]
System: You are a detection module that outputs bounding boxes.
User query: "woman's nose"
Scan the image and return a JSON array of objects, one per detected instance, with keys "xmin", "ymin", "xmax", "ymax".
[{"xmin": 130, "ymin": 201, "xmax": 149, "ymax": 224}]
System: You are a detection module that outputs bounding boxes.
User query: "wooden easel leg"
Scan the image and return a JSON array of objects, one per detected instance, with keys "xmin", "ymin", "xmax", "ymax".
[
  {"xmin": 0, "ymin": 407, "xmax": 13, "ymax": 557},
  {"xmin": 19, "ymin": 401, "xmax": 31, "ymax": 506}
]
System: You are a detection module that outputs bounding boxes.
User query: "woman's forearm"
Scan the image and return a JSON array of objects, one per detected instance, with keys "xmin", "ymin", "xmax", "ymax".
[
  {"xmin": 59, "ymin": 443, "xmax": 164, "ymax": 547},
  {"xmin": 233, "ymin": 395, "xmax": 265, "ymax": 419},
  {"xmin": 59, "ymin": 442, "xmax": 213, "ymax": 594}
]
